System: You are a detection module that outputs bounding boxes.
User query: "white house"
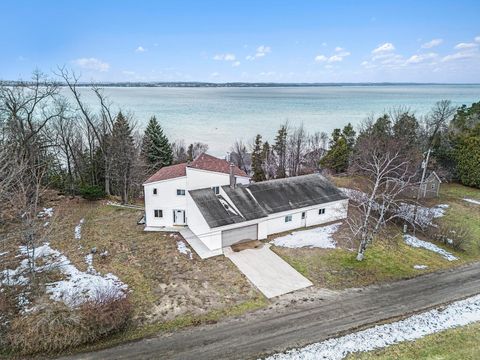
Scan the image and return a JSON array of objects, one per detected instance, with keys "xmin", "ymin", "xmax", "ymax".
[{"xmin": 143, "ymin": 153, "xmax": 348, "ymax": 257}]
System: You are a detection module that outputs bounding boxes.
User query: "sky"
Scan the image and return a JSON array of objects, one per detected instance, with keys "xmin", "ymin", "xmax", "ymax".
[{"xmin": 1, "ymin": 0, "xmax": 479, "ymax": 83}]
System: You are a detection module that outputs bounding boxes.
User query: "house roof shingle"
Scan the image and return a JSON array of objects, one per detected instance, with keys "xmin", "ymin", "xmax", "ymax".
[
  {"xmin": 143, "ymin": 153, "xmax": 248, "ymax": 184},
  {"xmin": 189, "ymin": 153, "xmax": 248, "ymax": 177}
]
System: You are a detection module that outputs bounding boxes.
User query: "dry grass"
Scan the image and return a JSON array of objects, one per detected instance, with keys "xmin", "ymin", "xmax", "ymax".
[{"xmin": 46, "ymin": 197, "xmax": 261, "ymax": 325}]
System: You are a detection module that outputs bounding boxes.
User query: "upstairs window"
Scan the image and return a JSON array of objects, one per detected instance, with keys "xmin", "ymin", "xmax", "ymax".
[
  {"xmin": 154, "ymin": 209, "xmax": 163, "ymax": 218},
  {"xmin": 318, "ymin": 208, "xmax": 325, "ymax": 215},
  {"xmin": 212, "ymin": 186, "xmax": 220, "ymax": 195},
  {"xmin": 177, "ymin": 189, "xmax": 186, "ymax": 196},
  {"xmin": 153, "ymin": 188, "xmax": 157, "ymax": 195},
  {"xmin": 285, "ymin": 215, "xmax": 293, "ymax": 222}
]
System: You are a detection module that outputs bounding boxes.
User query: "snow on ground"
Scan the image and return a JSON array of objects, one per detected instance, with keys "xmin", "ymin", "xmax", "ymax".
[
  {"xmin": 340, "ymin": 187, "xmax": 448, "ymax": 228},
  {"xmin": 265, "ymin": 294, "xmax": 480, "ymax": 360},
  {"xmin": 177, "ymin": 240, "xmax": 193, "ymax": 260},
  {"xmin": 0, "ymin": 251, "xmax": 8, "ymax": 257},
  {"xmin": 404, "ymin": 235, "xmax": 458, "ymax": 261},
  {"xmin": 464, "ymin": 198, "xmax": 480, "ymax": 205},
  {"xmin": 1, "ymin": 243, "xmax": 127, "ymax": 308},
  {"xmin": 414, "ymin": 264, "xmax": 428, "ymax": 270},
  {"xmin": 74, "ymin": 218, "xmax": 85, "ymax": 240},
  {"xmin": 37, "ymin": 207, "xmax": 54, "ymax": 218},
  {"xmin": 270, "ymin": 223, "xmax": 342, "ymax": 249}
]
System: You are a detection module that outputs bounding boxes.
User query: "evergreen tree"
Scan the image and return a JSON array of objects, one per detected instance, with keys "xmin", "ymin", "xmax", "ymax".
[
  {"xmin": 320, "ymin": 124, "xmax": 356, "ymax": 173},
  {"xmin": 111, "ymin": 112, "xmax": 135, "ymax": 203},
  {"xmin": 187, "ymin": 143, "xmax": 194, "ymax": 162},
  {"xmin": 273, "ymin": 124, "xmax": 288, "ymax": 178},
  {"xmin": 141, "ymin": 116, "xmax": 173, "ymax": 170},
  {"xmin": 251, "ymin": 134, "xmax": 266, "ymax": 182},
  {"xmin": 342, "ymin": 123, "xmax": 356, "ymax": 150}
]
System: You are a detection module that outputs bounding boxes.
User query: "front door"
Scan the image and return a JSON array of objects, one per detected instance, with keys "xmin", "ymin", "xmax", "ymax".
[{"xmin": 173, "ymin": 209, "xmax": 186, "ymax": 225}]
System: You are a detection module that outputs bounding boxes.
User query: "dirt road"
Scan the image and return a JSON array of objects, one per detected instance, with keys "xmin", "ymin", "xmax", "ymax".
[{"xmin": 62, "ymin": 262, "xmax": 480, "ymax": 360}]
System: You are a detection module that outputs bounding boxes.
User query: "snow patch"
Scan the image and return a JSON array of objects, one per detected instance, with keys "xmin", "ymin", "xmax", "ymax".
[
  {"xmin": 74, "ymin": 218, "xmax": 85, "ymax": 240},
  {"xmin": 404, "ymin": 235, "xmax": 458, "ymax": 261},
  {"xmin": 1, "ymin": 243, "xmax": 127, "ymax": 308},
  {"xmin": 464, "ymin": 198, "xmax": 480, "ymax": 205},
  {"xmin": 177, "ymin": 241, "xmax": 193, "ymax": 260},
  {"xmin": 414, "ymin": 265, "xmax": 428, "ymax": 270},
  {"xmin": 265, "ymin": 294, "xmax": 480, "ymax": 360},
  {"xmin": 0, "ymin": 251, "xmax": 8, "ymax": 257},
  {"xmin": 270, "ymin": 223, "xmax": 341, "ymax": 249},
  {"xmin": 37, "ymin": 208, "xmax": 54, "ymax": 218}
]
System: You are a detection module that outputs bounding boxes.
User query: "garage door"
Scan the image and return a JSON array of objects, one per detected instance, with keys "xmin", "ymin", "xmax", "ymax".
[{"xmin": 222, "ymin": 224, "xmax": 258, "ymax": 247}]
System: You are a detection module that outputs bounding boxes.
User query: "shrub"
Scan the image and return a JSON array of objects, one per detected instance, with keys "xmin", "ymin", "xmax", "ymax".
[
  {"xmin": 79, "ymin": 185, "xmax": 106, "ymax": 200},
  {"xmin": 6, "ymin": 294, "xmax": 132, "ymax": 355}
]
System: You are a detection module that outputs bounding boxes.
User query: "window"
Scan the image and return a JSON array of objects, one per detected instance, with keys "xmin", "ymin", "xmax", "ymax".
[
  {"xmin": 285, "ymin": 215, "xmax": 293, "ymax": 222},
  {"xmin": 176, "ymin": 189, "xmax": 185, "ymax": 196},
  {"xmin": 301, "ymin": 212, "xmax": 306, "ymax": 219},
  {"xmin": 153, "ymin": 188, "xmax": 157, "ymax": 195},
  {"xmin": 431, "ymin": 183, "xmax": 436, "ymax": 189},
  {"xmin": 154, "ymin": 209, "xmax": 163, "ymax": 218},
  {"xmin": 318, "ymin": 208, "xmax": 325, "ymax": 215},
  {"xmin": 212, "ymin": 186, "xmax": 220, "ymax": 195}
]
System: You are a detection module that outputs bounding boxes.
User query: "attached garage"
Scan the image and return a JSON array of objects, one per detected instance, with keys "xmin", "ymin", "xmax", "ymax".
[{"xmin": 222, "ymin": 224, "xmax": 258, "ymax": 247}]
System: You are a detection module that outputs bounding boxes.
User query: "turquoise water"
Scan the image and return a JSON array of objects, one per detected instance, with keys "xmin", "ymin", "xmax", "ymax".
[{"xmin": 69, "ymin": 85, "xmax": 480, "ymax": 155}]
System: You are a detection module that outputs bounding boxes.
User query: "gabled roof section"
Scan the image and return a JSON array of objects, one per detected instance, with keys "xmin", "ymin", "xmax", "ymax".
[
  {"xmin": 189, "ymin": 188, "xmax": 245, "ymax": 228},
  {"xmin": 245, "ymin": 174, "xmax": 347, "ymax": 214},
  {"xmin": 189, "ymin": 153, "xmax": 248, "ymax": 177},
  {"xmin": 144, "ymin": 163, "xmax": 187, "ymax": 184},
  {"xmin": 221, "ymin": 186, "xmax": 269, "ymax": 221}
]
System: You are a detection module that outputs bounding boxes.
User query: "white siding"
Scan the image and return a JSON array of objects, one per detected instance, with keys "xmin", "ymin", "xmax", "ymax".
[
  {"xmin": 186, "ymin": 167, "xmax": 249, "ymax": 190},
  {"xmin": 144, "ymin": 177, "xmax": 187, "ymax": 227}
]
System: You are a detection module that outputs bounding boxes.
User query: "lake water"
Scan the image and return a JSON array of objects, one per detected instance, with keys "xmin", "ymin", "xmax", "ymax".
[{"xmin": 69, "ymin": 85, "xmax": 480, "ymax": 155}]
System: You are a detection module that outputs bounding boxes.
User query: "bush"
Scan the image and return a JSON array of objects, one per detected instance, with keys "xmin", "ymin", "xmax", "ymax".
[
  {"xmin": 6, "ymin": 294, "xmax": 132, "ymax": 355},
  {"xmin": 79, "ymin": 185, "xmax": 106, "ymax": 200}
]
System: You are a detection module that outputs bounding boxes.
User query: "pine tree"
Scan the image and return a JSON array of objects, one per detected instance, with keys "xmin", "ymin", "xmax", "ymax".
[
  {"xmin": 251, "ymin": 134, "xmax": 266, "ymax": 182},
  {"xmin": 273, "ymin": 124, "xmax": 288, "ymax": 178},
  {"xmin": 111, "ymin": 112, "xmax": 135, "ymax": 203},
  {"xmin": 141, "ymin": 116, "xmax": 173, "ymax": 170}
]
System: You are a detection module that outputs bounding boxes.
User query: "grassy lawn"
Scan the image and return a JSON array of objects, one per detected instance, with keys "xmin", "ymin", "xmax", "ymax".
[
  {"xmin": 347, "ymin": 322, "xmax": 480, "ymax": 360},
  {"xmin": 271, "ymin": 180, "xmax": 480, "ymax": 290}
]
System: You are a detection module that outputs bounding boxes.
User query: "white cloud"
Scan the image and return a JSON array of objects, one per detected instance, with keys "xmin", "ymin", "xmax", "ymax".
[
  {"xmin": 246, "ymin": 45, "xmax": 271, "ymax": 60},
  {"xmin": 315, "ymin": 49, "xmax": 350, "ymax": 63},
  {"xmin": 213, "ymin": 53, "xmax": 236, "ymax": 61},
  {"xmin": 232, "ymin": 61, "xmax": 241, "ymax": 67},
  {"xmin": 406, "ymin": 52, "xmax": 438, "ymax": 64},
  {"xmin": 315, "ymin": 55, "xmax": 328, "ymax": 62},
  {"xmin": 135, "ymin": 46, "xmax": 146, "ymax": 53},
  {"xmin": 476, "ymin": 36, "xmax": 480, "ymax": 43},
  {"xmin": 421, "ymin": 39, "xmax": 443, "ymax": 49},
  {"xmin": 442, "ymin": 51, "xmax": 478, "ymax": 62},
  {"xmin": 454, "ymin": 42, "xmax": 478, "ymax": 50},
  {"xmin": 372, "ymin": 42, "xmax": 395, "ymax": 54},
  {"xmin": 72, "ymin": 58, "xmax": 110, "ymax": 72}
]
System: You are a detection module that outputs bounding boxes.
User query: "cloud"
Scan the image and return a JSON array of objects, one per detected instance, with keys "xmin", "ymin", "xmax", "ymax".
[
  {"xmin": 210, "ymin": 72, "xmax": 220, "ymax": 77},
  {"xmin": 442, "ymin": 50, "xmax": 478, "ymax": 62},
  {"xmin": 246, "ymin": 45, "xmax": 271, "ymax": 60},
  {"xmin": 213, "ymin": 53, "xmax": 236, "ymax": 61},
  {"xmin": 476, "ymin": 36, "xmax": 480, "ymax": 43},
  {"xmin": 406, "ymin": 52, "xmax": 438, "ymax": 64},
  {"xmin": 454, "ymin": 42, "xmax": 478, "ymax": 50},
  {"xmin": 315, "ymin": 48, "xmax": 351, "ymax": 63},
  {"xmin": 372, "ymin": 42, "xmax": 395, "ymax": 54},
  {"xmin": 232, "ymin": 61, "xmax": 241, "ymax": 67},
  {"xmin": 421, "ymin": 39, "xmax": 443, "ymax": 49},
  {"xmin": 72, "ymin": 58, "xmax": 110, "ymax": 72},
  {"xmin": 135, "ymin": 46, "xmax": 146, "ymax": 53},
  {"xmin": 315, "ymin": 55, "xmax": 328, "ymax": 62},
  {"xmin": 122, "ymin": 70, "xmax": 136, "ymax": 76}
]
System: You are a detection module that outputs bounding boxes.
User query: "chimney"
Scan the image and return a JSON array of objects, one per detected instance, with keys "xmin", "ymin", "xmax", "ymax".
[{"xmin": 229, "ymin": 163, "xmax": 236, "ymax": 189}]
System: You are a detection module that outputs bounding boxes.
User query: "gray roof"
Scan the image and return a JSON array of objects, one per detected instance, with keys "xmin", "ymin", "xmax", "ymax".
[
  {"xmin": 191, "ymin": 174, "xmax": 347, "ymax": 229},
  {"xmin": 189, "ymin": 189, "xmax": 244, "ymax": 228},
  {"xmin": 221, "ymin": 186, "xmax": 269, "ymax": 221},
  {"xmin": 242, "ymin": 174, "xmax": 347, "ymax": 214}
]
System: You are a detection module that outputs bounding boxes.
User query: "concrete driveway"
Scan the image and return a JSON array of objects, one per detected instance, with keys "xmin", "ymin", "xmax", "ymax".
[{"xmin": 224, "ymin": 243, "xmax": 312, "ymax": 298}]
